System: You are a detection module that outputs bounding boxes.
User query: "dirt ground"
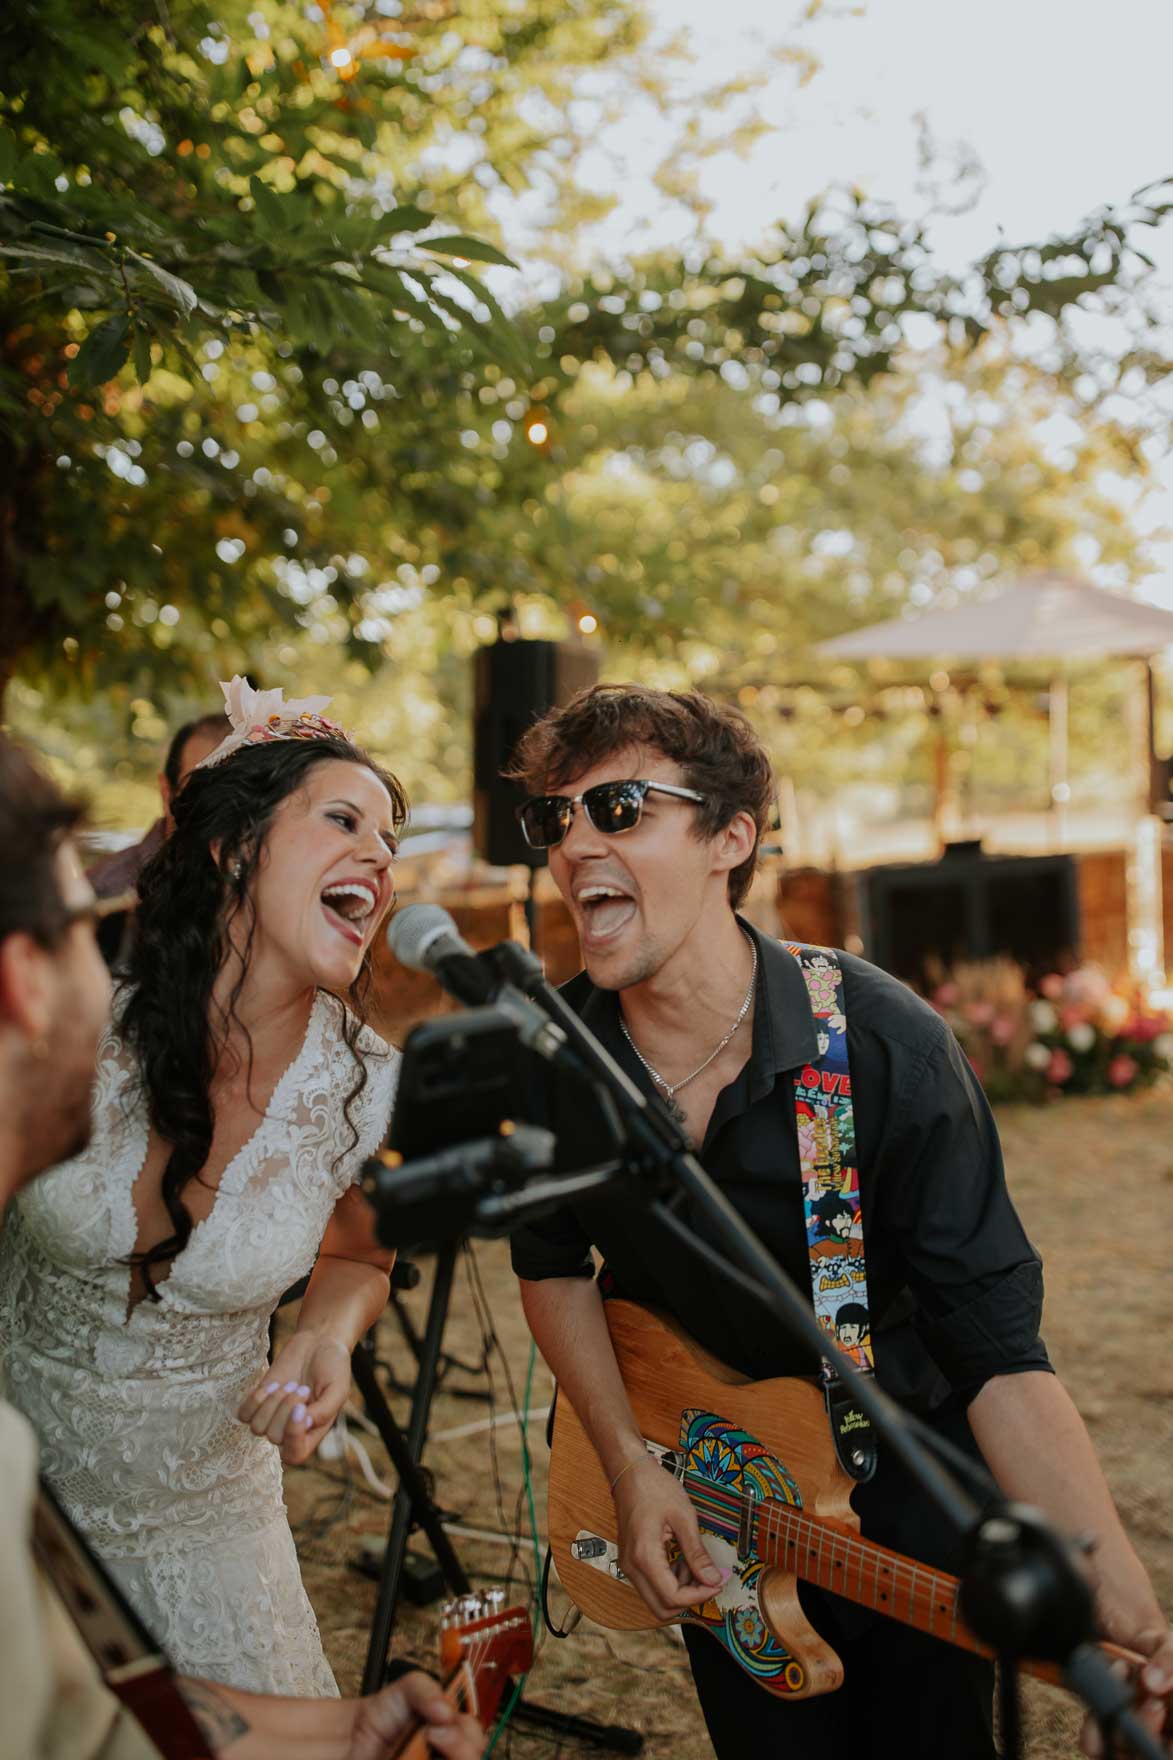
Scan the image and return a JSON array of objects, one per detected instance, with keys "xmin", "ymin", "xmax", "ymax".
[{"xmin": 283, "ymin": 1090, "xmax": 1173, "ymax": 1758}]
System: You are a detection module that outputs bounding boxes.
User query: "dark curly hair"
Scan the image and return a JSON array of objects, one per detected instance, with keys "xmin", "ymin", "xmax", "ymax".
[
  {"xmin": 506, "ymin": 684, "xmax": 776, "ymax": 909},
  {"xmin": 121, "ymin": 734, "xmax": 407, "ymax": 1300}
]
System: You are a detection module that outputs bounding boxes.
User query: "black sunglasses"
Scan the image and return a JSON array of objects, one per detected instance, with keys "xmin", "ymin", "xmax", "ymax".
[{"xmin": 516, "ymin": 779, "xmax": 707, "ymax": 850}]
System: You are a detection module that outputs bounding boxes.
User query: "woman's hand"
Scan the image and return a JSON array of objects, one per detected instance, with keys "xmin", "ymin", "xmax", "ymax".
[
  {"xmin": 237, "ymin": 1329, "xmax": 352, "ymax": 1466},
  {"xmin": 349, "ymin": 1671, "xmax": 483, "ymax": 1760}
]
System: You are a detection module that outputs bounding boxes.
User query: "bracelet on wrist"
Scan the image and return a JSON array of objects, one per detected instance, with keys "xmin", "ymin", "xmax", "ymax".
[{"xmin": 609, "ymin": 1454, "xmax": 656, "ymax": 1495}]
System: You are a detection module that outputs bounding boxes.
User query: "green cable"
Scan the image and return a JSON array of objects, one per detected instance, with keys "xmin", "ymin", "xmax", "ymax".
[{"xmin": 483, "ymin": 1337, "xmax": 543, "ymax": 1757}]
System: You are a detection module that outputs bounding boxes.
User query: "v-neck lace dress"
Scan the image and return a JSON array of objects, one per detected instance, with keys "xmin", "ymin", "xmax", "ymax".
[{"xmin": 0, "ymin": 991, "xmax": 398, "ymax": 1695}]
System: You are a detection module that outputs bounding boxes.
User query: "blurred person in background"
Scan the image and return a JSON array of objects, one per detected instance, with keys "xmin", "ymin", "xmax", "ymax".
[
  {"xmin": 0, "ymin": 730, "xmax": 480, "ymax": 1760},
  {"xmin": 88, "ymin": 711, "xmax": 230, "ymax": 967},
  {"xmin": 87, "ymin": 711, "xmax": 231, "ymax": 899}
]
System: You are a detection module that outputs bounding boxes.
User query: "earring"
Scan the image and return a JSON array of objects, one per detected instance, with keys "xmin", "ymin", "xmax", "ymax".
[{"xmin": 231, "ymin": 860, "xmax": 243, "ymax": 880}]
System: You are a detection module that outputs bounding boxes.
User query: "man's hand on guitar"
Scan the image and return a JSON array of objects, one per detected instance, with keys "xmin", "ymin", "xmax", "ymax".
[
  {"xmin": 1080, "ymin": 1624, "xmax": 1173, "ymax": 1758},
  {"xmin": 349, "ymin": 1669, "xmax": 484, "ymax": 1760},
  {"xmin": 613, "ymin": 1455, "xmax": 725, "ymax": 1621}
]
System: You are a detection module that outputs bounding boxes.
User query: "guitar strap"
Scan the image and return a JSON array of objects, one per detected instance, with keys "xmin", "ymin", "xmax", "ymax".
[
  {"xmin": 32, "ymin": 1477, "xmax": 211, "ymax": 1759},
  {"xmin": 784, "ymin": 941, "xmax": 878, "ymax": 1483}
]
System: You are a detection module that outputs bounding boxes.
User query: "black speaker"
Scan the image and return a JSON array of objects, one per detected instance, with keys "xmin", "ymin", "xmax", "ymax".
[
  {"xmin": 860, "ymin": 849, "xmax": 1080, "ymax": 989},
  {"xmin": 472, "ymin": 639, "xmax": 599, "ymax": 866}
]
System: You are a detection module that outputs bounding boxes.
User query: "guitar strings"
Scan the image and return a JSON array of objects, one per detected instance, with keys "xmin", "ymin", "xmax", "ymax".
[{"xmin": 665, "ymin": 1459, "xmax": 965, "ymax": 1642}]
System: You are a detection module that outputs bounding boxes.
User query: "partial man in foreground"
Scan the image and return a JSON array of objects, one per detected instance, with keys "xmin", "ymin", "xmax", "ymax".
[
  {"xmin": 507, "ymin": 683, "xmax": 1171, "ymax": 1759},
  {"xmin": 0, "ymin": 732, "xmax": 481, "ymax": 1760}
]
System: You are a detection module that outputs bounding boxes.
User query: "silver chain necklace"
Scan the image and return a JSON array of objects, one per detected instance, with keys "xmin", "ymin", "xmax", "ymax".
[{"xmin": 619, "ymin": 935, "xmax": 758, "ymax": 1124}]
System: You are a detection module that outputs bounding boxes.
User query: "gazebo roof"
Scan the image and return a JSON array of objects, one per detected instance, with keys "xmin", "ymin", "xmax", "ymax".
[{"xmin": 816, "ymin": 573, "xmax": 1173, "ymax": 663}]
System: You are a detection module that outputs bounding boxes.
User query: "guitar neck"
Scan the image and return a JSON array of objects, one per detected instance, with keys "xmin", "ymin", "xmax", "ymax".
[
  {"xmin": 686, "ymin": 1467, "xmax": 1134, "ymax": 1688},
  {"xmin": 391, "ymin": 1664, "xmax": 476, "ymax": 1760}
]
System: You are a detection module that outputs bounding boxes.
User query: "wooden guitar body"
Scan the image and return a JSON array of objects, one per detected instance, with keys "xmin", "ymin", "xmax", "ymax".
[
  {"xmin": 548, "ymin": 1300, "xmax": 856, "ymax": 1699},
  {"xmin": 548, "ymin": 1301, "xmax": 1140, "ymax": 1704}
]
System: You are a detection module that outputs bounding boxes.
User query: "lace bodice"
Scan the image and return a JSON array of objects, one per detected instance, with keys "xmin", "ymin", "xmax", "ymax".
[{"xmin": 0, "ymin": 989, "xmax": 398, "ymax": 1556}]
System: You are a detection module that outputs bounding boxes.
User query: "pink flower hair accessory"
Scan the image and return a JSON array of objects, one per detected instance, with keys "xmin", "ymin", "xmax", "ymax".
[{"xmin": 195, "ymin": 676, "xmax": 349, "ymax": 770}]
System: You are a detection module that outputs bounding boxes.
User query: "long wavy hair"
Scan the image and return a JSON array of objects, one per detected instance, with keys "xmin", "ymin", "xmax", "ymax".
[{"xmin": 121, "ymin": 734, "xmax": 408, "ymax": 1300}]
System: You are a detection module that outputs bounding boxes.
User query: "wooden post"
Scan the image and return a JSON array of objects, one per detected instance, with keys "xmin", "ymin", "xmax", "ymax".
[{"xmin": 1125, "ymin": 659, "xmax": 1165, "ymax": 987}]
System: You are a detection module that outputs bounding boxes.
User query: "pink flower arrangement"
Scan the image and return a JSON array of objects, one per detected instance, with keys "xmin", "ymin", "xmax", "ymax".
[
  {"xmin": 1047, "ymin": 1049, "xmax": 1073, "ymax": 1085},
  {"xmin": 927, "ymin": 959, "xmax": 1173, "ymax": 1103}
]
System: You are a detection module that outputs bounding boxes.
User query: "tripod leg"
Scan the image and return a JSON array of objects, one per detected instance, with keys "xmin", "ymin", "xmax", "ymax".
[{"xmin": 358, "ymin": 1245, "xmax": 469, "ymax": 1693}]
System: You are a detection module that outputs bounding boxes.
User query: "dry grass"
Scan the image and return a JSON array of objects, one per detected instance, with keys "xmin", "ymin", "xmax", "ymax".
[{"xmin": 285, "ymin": 1090, "xmax": 1173, "ymax": 1758}]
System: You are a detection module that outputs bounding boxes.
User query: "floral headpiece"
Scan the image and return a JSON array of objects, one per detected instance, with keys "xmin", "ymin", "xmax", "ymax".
[{"xmin": 195, "ymin": 676, "xmax": 350, "ymax": 771}]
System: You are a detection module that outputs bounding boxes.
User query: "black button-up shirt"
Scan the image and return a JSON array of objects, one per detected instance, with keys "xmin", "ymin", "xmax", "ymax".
[{"xmin": 511, "ymin": 923, "xmax": 1052, "ymax": 1581}]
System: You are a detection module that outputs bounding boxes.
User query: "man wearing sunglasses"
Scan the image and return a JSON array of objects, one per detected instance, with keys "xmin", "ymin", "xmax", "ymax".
[{"xmin": 507, "ymin": 684, "xmax": 1170, "ymax": 1760}]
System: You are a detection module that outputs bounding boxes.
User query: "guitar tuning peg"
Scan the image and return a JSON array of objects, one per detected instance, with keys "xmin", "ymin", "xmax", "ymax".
[
  {"xmin": 484, "ymin": 1588, "xmax": 506, "ymax": 1613},
  {"xmin": 458, "ymin": 1593, "xmax": 484, "ymax": 1622}
]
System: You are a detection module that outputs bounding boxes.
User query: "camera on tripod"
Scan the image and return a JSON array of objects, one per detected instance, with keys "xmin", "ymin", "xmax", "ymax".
[{"xmin": 361, "ymin": 1005, "xmax": 558, "ymax": 1247}]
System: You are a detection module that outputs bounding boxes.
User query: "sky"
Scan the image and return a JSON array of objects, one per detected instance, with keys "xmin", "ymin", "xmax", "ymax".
[
  {"xmin": 588, "ymin": 0, "xmax": 1173, "ymax": 275},
  {"xmin": 550, "ymin": 0, "xmax": 1173, "ymax": 597}
]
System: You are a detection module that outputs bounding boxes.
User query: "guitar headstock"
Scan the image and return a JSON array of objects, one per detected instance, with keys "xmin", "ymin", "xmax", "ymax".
[{"xmin": 439, "ymin": 1590, "xmax": 534, "ymax": 1719}]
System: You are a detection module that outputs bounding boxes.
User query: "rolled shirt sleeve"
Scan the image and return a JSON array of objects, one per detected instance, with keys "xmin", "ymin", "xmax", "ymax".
[{"xmin": 510, "ymin": 1204, "xmax": 595, "ymax": 1283}]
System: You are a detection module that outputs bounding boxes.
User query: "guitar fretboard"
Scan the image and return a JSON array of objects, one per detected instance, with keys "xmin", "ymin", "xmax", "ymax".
[{"xmin": 670, "ymin": 1458, "xmax": 972, "ymax": 1654}]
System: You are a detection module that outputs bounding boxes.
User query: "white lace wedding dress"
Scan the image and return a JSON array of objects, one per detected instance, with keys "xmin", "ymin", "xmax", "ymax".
[{"xmin": 0, "ymin": 990, "xmax": 398, "ymax": 1695}]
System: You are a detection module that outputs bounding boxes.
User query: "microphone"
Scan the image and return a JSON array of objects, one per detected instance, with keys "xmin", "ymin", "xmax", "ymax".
[
  {"xmin": 387, "ymin": 905, "xmax": 576, "ymax": 1068},
  {"xmin": 386, "ymin": 904, "xmax": 497, "ymax": 1006}
]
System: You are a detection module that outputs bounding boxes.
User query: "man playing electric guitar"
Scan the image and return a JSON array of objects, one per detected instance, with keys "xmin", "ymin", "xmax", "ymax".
[{"xmin": 507, "ymin": 684, "xmax": 1171, "ymax": 1759}]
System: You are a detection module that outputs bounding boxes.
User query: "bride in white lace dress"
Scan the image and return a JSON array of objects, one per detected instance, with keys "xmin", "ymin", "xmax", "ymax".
[{"xmin": 0, "ymin": 684, "xmax": 406, "ymax": 1696}]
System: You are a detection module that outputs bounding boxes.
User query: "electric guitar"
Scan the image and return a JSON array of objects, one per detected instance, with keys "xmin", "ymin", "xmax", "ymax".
[
  {"xmin": 547, "ymin": 1301, "xmax": 1138, "ymax": 1701},
  {"xmin": 392, "ymin": 1593, "xmax": 533, "ymax": 1758}
]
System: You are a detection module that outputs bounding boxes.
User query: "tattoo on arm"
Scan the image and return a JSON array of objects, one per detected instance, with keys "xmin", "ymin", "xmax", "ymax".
[{"xmin": 179, "ymin": 1680, "xmax": 251, "ymax": 1752}]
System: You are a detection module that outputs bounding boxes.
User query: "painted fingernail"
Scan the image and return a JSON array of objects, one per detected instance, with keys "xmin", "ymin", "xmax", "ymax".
[
  {"xmin": 292, "ymin": 1402, "xmax": 307, "ymax": 1422},
  {"xmin": 283, "ymin": 1381, "xmax": 299, "ymax": 1393},
  {"xmin": 718, "ymin": 1566, "xmax": 734, "ymax": 1583},
  {"xmin": 303, "ymin": 1413, "xmax": 314, "ymax": 1430},
  {"xmin": 297, "ymin": 1384, "xmax": 310, "ymax": 1398},
  {"xmin": 264, "ymin": 1382, "xmax": 279, "ymax": 1395}
]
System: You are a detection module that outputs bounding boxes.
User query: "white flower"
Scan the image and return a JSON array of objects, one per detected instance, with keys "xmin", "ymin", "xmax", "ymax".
[
  {"xmin": 1067, "ymin": 1022, "xmax": 1096, "ymax": 1054},
  {"xmin": 1153, "ymin": 1033, "xmax": 1173, "ymax": 1063},
  {"xmin": 1023, "ymin": 1042, "xmax": 1052, "ymax": 1071},
  {"xmin": 199, "ymin": 675, "xmax": 335, "ymax": 769},
  {"xmin": 1029, "ymin": 1000, "xmax": 1058, "ymax": 1033},
  {"xmin": 221, "ymin": 673, "xmax": 331, "ymax": 733}
]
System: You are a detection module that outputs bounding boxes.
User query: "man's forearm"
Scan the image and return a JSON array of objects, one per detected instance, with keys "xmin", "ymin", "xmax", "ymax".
[
  {"xmin": 968, "ymin": 1370, "xmax": 1165, "ymax": 1644},
  {"xmin": 519, "ymin": 1276, "xmax": 646, "ymax": 1480},
  {"xmin": 179, "ymin": 1677, "xmax": 356, "ymax": 1760}
]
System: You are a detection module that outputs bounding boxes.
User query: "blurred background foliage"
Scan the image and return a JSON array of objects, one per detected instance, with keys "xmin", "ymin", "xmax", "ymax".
[{"xmin": 2, "ymin": 0, "xmax": 1172, "ymax": 833}]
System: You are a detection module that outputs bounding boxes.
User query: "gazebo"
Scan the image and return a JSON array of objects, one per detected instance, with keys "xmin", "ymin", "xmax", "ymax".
[{"xmin": 815, "ymin": 573, "xmax": 1173, "ymax": 982}]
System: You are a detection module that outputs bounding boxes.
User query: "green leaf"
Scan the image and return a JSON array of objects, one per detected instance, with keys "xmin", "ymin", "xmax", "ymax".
[
  {"xmin": 249, "ymin": 176, "xmax": 286, "ymax": 238},
  {"xmin": 373, "ymin": 204, "xmax": 432, "ymax": 238},
  {"xmin": 0, "ymin": 240, "xmax": 101, "ymax": 272},
  {"xmin": 0, "ymin": 128, "xmax": 19, "ymax": 185},
  {"xmin": 69, "ymin": 312, "xmax": 131, "ymax": 388},
  {"xmin": 421, "ymin": 235, "xmax": 518, "ymax": 269},
  {"xmin": 132, "ymin": 324, "xmax": 153, "ymax": 386},
  {"xmin": 125, "ymin": 250, "xmax": 199, "ymax": 318}
]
